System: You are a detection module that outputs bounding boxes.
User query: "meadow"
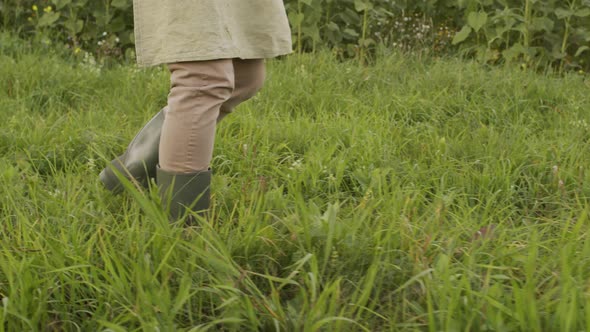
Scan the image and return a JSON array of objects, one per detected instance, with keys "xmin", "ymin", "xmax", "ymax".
[{"xmin": 1, "ymin": 37, "xmax": 590, "ymax": 331}]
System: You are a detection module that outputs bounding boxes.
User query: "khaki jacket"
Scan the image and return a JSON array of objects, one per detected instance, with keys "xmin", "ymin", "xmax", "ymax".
[{"xmin": 132, "ymin": 0, "xmax": 293, "ymax": 67}]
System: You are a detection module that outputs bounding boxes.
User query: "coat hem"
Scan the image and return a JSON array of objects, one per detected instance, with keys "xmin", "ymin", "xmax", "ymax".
[{"xmin": 136, "ymin": 49, "xmax": 293, "ymax": 68}]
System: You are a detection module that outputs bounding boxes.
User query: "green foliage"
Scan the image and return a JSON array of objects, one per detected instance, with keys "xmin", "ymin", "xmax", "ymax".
[
  {"xmin": 0, "ymin": 0, "xmax": 589, "ymax": 70},
  {"xmin": 0, "ymin": 0, "xmax": 134, "ymax": 60},
  {"xmin": 283, "ymin": 0, "xmax": 590, "ymax": 70},
  {"xmin": 284, "ymin": 0, "xmax": 455, "ymax": 61},
  {"xmin": 449, "ymin": 0, "xmax": 590, "ymax": 71}
]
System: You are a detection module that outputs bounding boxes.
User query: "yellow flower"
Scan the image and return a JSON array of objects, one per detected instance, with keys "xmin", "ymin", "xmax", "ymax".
[
  {"xmin": 43, "ymin": 6, "xmax": 52, "ymax": 13},
  {"xmin": 32, "ymin": 5, "xmax": 38, "ymax": 11},
  {"xmin": 74, "ymin": 47, "xmax": 81, "ymax": 55}
]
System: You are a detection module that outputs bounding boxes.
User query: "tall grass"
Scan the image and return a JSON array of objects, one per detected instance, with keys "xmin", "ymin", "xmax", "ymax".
[{"xmin": 1, "ymin": 34, "xmax": 590, "ymax": 330}]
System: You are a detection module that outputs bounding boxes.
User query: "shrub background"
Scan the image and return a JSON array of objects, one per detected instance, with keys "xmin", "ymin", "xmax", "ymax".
[{"xmin": 0, "ymin": 0, "xmax": 589, "ymax": 70}]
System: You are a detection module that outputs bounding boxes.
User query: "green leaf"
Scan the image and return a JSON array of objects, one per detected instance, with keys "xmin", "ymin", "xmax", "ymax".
[
  {"xmin": 467, "ymin": 11, "xmax": 488, "ymax": 32},
  {"xmin": 452, "ymin": 25, "xmax": 472, "ymax": 45},
  {"xmin": 502, "ymin": 43, "xmax": 526, "ymax": 61},
  {"xmin": 511, "ymin": 22, "xmax": 527, "ymax": 34},
  {"xmin": 38, "ymin": 12, "xmax": 61, "ymax": 27},
  {"xmin": 340, "ymin": 9, "xmax": 361, "ymax": 25},
  {"xmin": 108, "ymin": 16, "xmax": 126, "ymax": 33},
  {"xmin": 343, "ymin": 28, "xmax": 359, "ymax": 38},
  {"xmin": 72, "ymin": 0, "xmax": 87, "ymax": 7},
  {"xmin": 65, "ymin": 19, "xmax": 84, "ymax": 34},
  {"xmin": 111, "ymin": 0, "xmax": 130, "ymax": 9},
  {"xmin": 550, "ymin": 48, "xmax": 567, "ymax": 60},
  {"xmin": 288, "ymin": 12, "xmax": 305, "ymax": 26},
  {"xmin": 327, "ymin": 22, "xmax": 339, "ymax": 32},
  {"xmin": 574, "ymin": 8, "xmax": 590, "ymax": 17},
  {"xmin": 555, "ymin": 8, "xmax": 574, "ymax": 19},
  {"xmin": 575, "ymin": 46, "xmax": 590, "ymax": 57},
  {"xmin": 354, "ymin": 0, "xmax": 374, "ymax": 12},
  {"xmin": 530, "ymin": 17, "xmax": 554, "ymax": 32},
  {"xmin": 361, "ymin": 38, "xmax": 375, "ymax": 47},
  {"xmin": 302, "ymin": 26, "xmax": 321, "ymax": 42},
  {"xmin": 51, "ymin": 0, "xmax": 71, "ymax": 10}
]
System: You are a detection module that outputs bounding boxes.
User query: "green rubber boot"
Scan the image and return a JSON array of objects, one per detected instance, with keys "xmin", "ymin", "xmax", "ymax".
[
  {"xmin": 157, "ymin": 166, "xmax": 211, "ymax": 222},
  {"xmin": 99, "ymin": 109, "xmax": 164, "ymax": 193}
]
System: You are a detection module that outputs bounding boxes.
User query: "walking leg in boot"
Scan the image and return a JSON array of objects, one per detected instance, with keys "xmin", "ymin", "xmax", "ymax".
[
  {"xmin": 99, "ymin": 108, "xmax": 165, "ymax": 193},
  {"xmin": 158, "ymin": 60, "xmax": 234, "ymax": 221},
  {"xmin": 157, "ymin": 166, "xmax": 211, "ymax": 221},
  {"xmin": 158, "ymin": 59, "xmax": 267, "ymax": 222},
  {"xmin": 100, "ymin": 60, "xmax": 265, "ymax": 195}
]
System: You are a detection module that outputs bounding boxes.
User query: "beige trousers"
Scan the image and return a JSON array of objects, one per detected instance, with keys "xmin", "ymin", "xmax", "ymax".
[{"xmin": 159, "ymin": 59, "xmax": 266, "ymax": 173}]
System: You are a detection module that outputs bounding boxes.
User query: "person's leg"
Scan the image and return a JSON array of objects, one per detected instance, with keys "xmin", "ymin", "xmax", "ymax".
[
  {"xmin": 99, "ymin": 59, "xmax": 266, "ymax": 196},
  {"xmin": 217, "ymin": 58, "xmax": 266, "ymax": 122},
  {"xmin": 157, "ymin": 59, "xmax": 234, "ymax": 220},
  {"xmin": 159, "ymin": 60, "xmax": 235, "ymax": 172},
  {"xmin": 99, "ymin": 108, "xmax": 165, "ymax": 193}
]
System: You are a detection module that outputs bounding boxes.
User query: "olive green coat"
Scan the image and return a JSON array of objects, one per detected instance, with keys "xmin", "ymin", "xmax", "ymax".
[{"xmin": 132, "ymin": 0, "xmax": 293, "ymax": 67}]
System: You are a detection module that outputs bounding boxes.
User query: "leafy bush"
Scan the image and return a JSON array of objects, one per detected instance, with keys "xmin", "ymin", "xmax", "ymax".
[
  {"xmin": 0, "ymin": 0, "xmax": 589, "ymax": 71},
  {"xmin": 0, "ymin": 0, "xmax": 134, "ymax": 59},
  {"xmin": 284, "ymin": 0, "xmax": 456, "ymax": 64},
  {"xmin": 448, "ymin": 0, "xmax": 590, "ymax": 71},
  {"xmin": 286, "ymin": 0, "xmax": 590, "ymax": 70}
]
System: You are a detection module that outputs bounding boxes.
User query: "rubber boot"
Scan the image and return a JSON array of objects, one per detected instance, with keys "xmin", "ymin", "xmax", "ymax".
[
  {"xmin": 157, "ymin": 166, "xmax": 211, "ymax": 222},
  {"xmin": 99, "ymin": 109, "xmax": 165, "ymax": 193}
]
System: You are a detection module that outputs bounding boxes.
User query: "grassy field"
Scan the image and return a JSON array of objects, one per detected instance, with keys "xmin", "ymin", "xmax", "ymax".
[{"xmin": 1, "ymin": 36, "xmax": 590, "ymax": 331}]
